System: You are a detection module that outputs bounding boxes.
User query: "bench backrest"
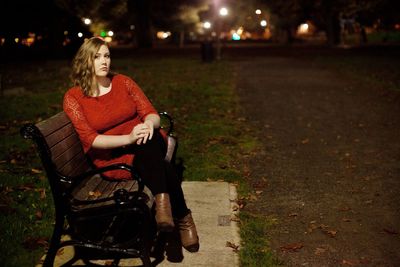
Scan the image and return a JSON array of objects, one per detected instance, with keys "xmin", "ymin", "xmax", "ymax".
[{"xmin": 33, "ymin": 112, "xmax": 91, "ymax": 178}]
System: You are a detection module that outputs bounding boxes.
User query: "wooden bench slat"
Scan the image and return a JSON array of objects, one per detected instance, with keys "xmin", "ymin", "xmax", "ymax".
[
  {"xmin": 52, "ymin": 137, "xmax": 83, "ymax": 163},
  {"xmin": 36, "ymin": 112, "xmax": 71, "ymax": 137},
  {"xmin": 50, "ymin": 134, "xmax": 83, "ymax": 160},
  {"xmin": 45, "ymin": 123, "xmax": 76, "ymax": 148},
  {"xmin": 58, "ymin": 151, "xmax": 90, "ymax": 177}
]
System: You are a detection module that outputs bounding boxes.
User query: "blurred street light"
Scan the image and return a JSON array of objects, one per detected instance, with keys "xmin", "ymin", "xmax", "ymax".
[
  {"xmin": 78, "ymin": 32, "xmax": 83, "ymax": 38},
  {"xmin": 219, "ymin": 7, "xmax": 228, "ymax": 16},
  {"xmin": 83, "ymin": 18, "xmax": 91, "ymax": 25},
  {"xmin": 203, "ymin": 21, "xmax": 212, "ymax": 29},
  {"xmin": 260, "ymin": 20, "xmax": 267, "ymax": 27},
  {"xmin": 255, "ymin": 9, "xmax": 262, "ymax": 15},
  {"xmin": 108, "ymin": 31, "xmax": 114, "ymax": 37}
]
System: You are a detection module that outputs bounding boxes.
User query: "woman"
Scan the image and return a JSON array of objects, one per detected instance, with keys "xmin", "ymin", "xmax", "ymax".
[{"xmin": 63, "ymin": 37, "xmax": 199, "ymax": 252}]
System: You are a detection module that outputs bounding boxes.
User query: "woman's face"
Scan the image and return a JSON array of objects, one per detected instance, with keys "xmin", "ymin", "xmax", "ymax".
[{"xmin": 94, "ymin": 44, "xmax": 111, "ymax": 77}]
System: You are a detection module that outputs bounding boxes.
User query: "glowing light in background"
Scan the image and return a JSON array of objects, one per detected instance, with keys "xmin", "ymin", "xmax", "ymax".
[
  {"xmin": 219, "ymin": 7, "xmax": 228, "ymax": 16},
  {"xmin": 232, "ymin": 33, "xmax": 240, "ymax": 40},
  {"xmin": 255, "ymin": 9, "xmax": 261, "ymax": 15},
  {"xmin": 107, "ymin": 31, "xmax": 114, "ymax": 37},
  {"xmin": 260, "ymin": 20, "xmax": 267, "ymax": 27},
  {"xmin": 83, "ymin": 18, "xmax": 91, "ymax": 25},
  {"xmin": 298, "ymin": 23, "xmax": 309, "ymax": 34},
  {"xmin": 203, "ymin": 21, "xmax": 212, "ymax": 29},
  {"xmin": 77, "ymin": 32, "xmax": 83, "ymax": 38},
  {"xmin": 157, "ymin": 31, "xmax": 171, "ymax": 39}
]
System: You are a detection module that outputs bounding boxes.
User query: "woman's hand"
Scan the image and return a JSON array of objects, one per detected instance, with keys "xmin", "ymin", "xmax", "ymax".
[
  {"xmin": 131, "ymin": 120, "xmax": 154, "ymax": 145},
  {"xmin": 129, "ymin": 124, "xmax": 149, "ymax": 144}
]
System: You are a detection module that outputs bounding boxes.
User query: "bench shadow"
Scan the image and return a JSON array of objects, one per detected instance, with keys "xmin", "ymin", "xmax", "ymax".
[{"xmin": 151, "ymin": 228, "xmax": 184, "ymax": 266}]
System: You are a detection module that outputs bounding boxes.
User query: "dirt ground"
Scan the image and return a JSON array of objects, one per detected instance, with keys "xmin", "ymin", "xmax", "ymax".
[{"xmin": 234, "ymin": 49, "xmax": 400, "ymax": 266}]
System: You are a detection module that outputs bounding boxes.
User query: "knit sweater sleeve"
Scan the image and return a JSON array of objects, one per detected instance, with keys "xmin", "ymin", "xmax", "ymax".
[
  {"xmin": 123, "ymin": 76, "xmax": 158, "ymax": 120},
  {"xmin": 63, "ymin": 91, "xmax": 98, "ymax": 153}
]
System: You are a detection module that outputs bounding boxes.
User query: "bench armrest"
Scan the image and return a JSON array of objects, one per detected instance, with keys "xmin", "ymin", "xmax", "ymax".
[
  {"xmin": 60, "ymin": 164, "xmax": 144, "ymax": 193},
  {"xmin": 159, "ymin": 111, "xmax": 174, "ymax": 136}
]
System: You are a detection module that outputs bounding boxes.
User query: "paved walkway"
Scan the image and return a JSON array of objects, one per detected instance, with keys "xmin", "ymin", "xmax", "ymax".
[{"xmin": 37, "ymin": 181, "xmax": 240, "ymax": 267}]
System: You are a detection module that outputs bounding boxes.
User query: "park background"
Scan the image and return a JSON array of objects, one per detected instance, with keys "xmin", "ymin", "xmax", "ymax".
[{"xmin": 1, "ymin": 0, "xmax": 400, "ymax": 266}]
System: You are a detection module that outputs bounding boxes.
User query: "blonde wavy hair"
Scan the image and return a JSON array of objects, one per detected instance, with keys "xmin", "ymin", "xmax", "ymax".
[{"xmin": 71, "ymin": 37, "xmax": 108, "ymax": 96}]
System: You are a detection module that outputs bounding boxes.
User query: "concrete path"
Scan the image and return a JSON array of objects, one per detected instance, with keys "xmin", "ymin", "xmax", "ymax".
[{"xmin": 37, "ymin": 181, "xmax": 240, "ymax": 267}]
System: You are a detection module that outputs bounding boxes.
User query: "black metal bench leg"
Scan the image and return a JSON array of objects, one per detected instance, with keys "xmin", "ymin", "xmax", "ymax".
[
  {"xmin": 141, "ymin": 251, "xmax": 152, "ymax": 267},
  {"xmin": 43, "ymin": 213, "xmax": 64, "ymax": 267}
]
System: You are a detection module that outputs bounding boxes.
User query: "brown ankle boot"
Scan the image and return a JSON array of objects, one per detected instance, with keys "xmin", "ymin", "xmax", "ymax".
[
  {"xmin": 155, "ymin": 193, "xmax": 175, "ymax": 232},
  {"xmin": 177, "ymin": 211, "xmax": 199, "ymax": 252}
]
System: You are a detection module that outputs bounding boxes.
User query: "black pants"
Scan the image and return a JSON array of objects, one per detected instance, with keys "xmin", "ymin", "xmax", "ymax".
[{"xmin": 131, "ymin": 130, "xmax": 189, "ymax": 219}]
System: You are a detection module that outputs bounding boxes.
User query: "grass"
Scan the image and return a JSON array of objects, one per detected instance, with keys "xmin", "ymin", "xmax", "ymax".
[
  {"xmin": 0, "ymin": 53, "xmax": 272, "ymax": 266},
  {"xmin": 239, "ymin": 212, "xmax": 281, "ymax": 266}
]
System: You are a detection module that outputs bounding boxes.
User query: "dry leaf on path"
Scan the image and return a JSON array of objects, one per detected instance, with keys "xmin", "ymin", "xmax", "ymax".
[
  {"xmin": 226, "ymin": 241, "xmax": 239, "ymax": 252},
  {"xmin": 56, "ymin": 248, "xmax": 65, "ymax": 256},
  {"xmin": 383, "ymin": 228, "xmax": 399, "ymax": 235},
  {"xmin": 325, "ymin": 230, "xmax": 337, "ymax": 238},
  {"xmin": 301, "ymin": 138, "xmax": 309, "ymax": 144},
  {"xmin": 314, "ymin": 247, "xmax": 326, "ymax": 255},
  {"xmin": 280, "ymin": 242, "xmax": 304, "ymax": 252},
  {"xmin": 342, "ymin": 259, "xmax": 359, "ymax": 266}
]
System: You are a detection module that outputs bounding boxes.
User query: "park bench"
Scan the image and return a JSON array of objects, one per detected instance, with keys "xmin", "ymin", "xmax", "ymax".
[{"xmin": 21, "ymin": 111, "xmax": 178, "ymax": 267}]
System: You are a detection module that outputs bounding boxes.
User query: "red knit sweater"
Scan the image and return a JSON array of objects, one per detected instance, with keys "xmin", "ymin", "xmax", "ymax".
[{"xmin": 63, "ymin": 74, "xmax": 158, "ymax": 179}]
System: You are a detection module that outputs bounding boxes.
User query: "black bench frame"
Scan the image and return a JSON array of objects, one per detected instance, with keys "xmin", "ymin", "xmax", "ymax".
[{"xmin": 21, "ymin": 111, "xmax": 178, "ymax": 267}]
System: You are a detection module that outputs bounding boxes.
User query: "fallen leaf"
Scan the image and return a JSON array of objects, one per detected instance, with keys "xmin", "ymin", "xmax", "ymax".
[
  {"xmin": 383, "ymin": 228, "xmax": 399, "ymax": 235},
  {"xmin": 288, "ymin": 213, "xmax": 298, "ymax": 217},
  {"xmin": 237, "ymin": 199, "xmax": 246, "ymax": 209},
  {"xmin": 37, "ymin": 188, "xmax": 46, "ymax": 199},
  {"xmin": 35, "ymin": 210, "xmax": 43, "ymax": 220},
  {"xmin": 226, "ymin": 241, "xmax": 239, "ymax": 252},
  {"xmin": 88, "ymin": 191, "xmax": 102, "ymax": 198},
  {"xmin": 22, "ymin": 236, "xmax": 49, "ymax": 250},
  {"xmin": 325, "ymin": 230, "xmax": 337, "ymax": 238},
  {"xmin": 314, "ymin": 247, "xmax": 326, "ymax": 255},
  {"xmin": 230, "ymin": 215, "xmax": 240, "ymax": 222},
  {"xmin": 255, "ymin": 190, "xmax": 263, "ymax": 195},
  {"xmin": 105, "ymin": 260, "xmax": 114, "ymax": 266},
  {"xmin": 342, "ymin": 218, "xmax": 351, "ymax": 222},
  {"xmin": 342, "ymin": 259, "xmax": 359, "ymax": 266},
  {"xmin": 280, "ymin": 242, "xmax": 304, "ymax": 252},
  {"xmin": 15, "ymin": 183, "xmax": 35, "ymax": 191},
  {"xmin": 56, "ymin": 248, "xmax": 65, "ymax": 256},
  {"xmin": 31, "ymin": 168, "xmax": 42, "ymax": 174},
  {"xmin": 301, "ymin": 138, "xmax": 309, "ymax": 144}
]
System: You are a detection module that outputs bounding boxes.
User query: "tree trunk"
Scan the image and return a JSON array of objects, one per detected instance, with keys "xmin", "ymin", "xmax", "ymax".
[
  {"xmin": 323, "ymin": 0, "xmax": 341, "ymax": 46},
  {"xmin": 179, "ymin": 30, "xmax": 184, "ymax": 48},
  {"xmin": 128, "ymin": 0, "xmax": 153, "ymax": 48}
]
